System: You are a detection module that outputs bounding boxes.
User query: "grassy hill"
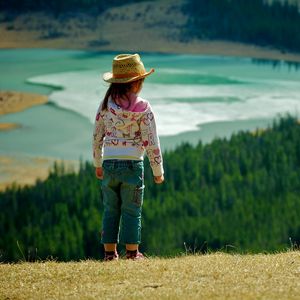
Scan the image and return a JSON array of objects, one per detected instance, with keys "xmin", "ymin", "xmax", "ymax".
[{"xmin": 1, "ymin": 251, "xmax": 299, "ymax": 299}]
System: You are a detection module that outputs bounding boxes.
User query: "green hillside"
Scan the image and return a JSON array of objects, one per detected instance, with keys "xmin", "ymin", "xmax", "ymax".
[{"xmin": 0, "ymin": 115, "xmax": 300, "ymax": 262}]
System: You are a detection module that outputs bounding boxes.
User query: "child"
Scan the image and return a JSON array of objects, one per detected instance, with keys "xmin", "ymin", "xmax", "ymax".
[{"xmin": 93, "ymin": 53, "xmax": 164, "ymax": 261}]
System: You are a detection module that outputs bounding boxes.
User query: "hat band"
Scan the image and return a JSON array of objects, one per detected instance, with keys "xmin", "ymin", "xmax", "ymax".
[{"xmin": 113, "ymin": 72, "xmax": 142, "ymax": 79}]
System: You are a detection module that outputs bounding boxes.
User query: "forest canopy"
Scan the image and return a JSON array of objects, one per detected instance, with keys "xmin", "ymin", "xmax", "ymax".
[
  {"xmin": 185, "ymin": 0, "xmax": 300, "ymax": 52},
  {"xmin": 0, "ymin": 0, "xmax": 150, "ymax": 14}
]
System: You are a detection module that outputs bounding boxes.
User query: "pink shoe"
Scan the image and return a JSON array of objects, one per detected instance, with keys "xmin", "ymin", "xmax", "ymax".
[
  {"xmin": 126, "ymin": 250, "xmax": 145, "ymax": 260},
  {"xmin": 104, "ymin": 251, "xmax": 119, "ymax": 261}
]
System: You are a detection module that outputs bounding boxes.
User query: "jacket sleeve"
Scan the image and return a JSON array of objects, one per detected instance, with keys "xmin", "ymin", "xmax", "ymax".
[
  {"xmin": 140, "ymin": 104, "xmax": 164, "ymax": 177},
  {"xmin": 92, "ymin": 105, "xmax": 105, "ymax": 168}
]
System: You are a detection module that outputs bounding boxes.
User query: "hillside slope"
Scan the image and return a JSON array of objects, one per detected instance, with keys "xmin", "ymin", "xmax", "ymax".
[
  {"xmin": 1, "ymin": 251, "xmax": 299, "ymax": 299},
  {"xmin": 1, "ymin": 115, "xmax": 300, "ymax": 261},
  {"xmin": 268, "ymin": 0, "xmax": 300, "ymax": 7},
  {"xmin": 1, "ymin": 0, "xmax": 300, "ymax": 62}
]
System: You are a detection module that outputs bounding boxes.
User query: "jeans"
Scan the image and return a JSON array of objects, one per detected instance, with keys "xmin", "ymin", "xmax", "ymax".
[{"xmin": 101, "ymin": 160, "xmax": 144, "ymax": 245}]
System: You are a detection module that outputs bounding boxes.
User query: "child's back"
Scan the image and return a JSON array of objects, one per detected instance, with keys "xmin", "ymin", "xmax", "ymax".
[{"xmin": 94, "ymin": 92, "xmax": 163, "ymax": 177}]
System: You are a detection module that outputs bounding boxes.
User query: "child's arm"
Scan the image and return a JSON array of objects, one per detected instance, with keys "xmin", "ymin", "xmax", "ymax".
[
  {"xmin": 93, "ymin": 105, "xmax": 105, "ymax": 178},
  {"xmin": 140, "ymin": 105, "xmax": 164, "ymax": 182}
]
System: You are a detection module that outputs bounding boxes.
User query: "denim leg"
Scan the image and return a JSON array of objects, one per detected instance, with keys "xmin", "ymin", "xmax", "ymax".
[
  {"xmin": 101, "ymin": 172, "xmax": 121, "ymax": 244},
  {"xmin": 119, "ymin": 162, "xmax": 144, "ymax": 245}
]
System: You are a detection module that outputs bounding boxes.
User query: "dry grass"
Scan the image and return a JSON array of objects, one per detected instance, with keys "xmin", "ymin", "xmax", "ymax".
[{"xmin": 1, "ymin": 251, "xmax": 299, "ymax": 299}]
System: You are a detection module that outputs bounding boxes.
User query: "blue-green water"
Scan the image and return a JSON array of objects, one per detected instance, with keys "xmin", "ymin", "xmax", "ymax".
[{"xmin": 1, "ymin": 49, "xmax": 300, "ymax": 161}]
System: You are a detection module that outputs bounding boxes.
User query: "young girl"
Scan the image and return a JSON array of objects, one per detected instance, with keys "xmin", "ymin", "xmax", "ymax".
[{"xmin": 93, "ymin": 53, "xmax": 164, "ymax": 261}]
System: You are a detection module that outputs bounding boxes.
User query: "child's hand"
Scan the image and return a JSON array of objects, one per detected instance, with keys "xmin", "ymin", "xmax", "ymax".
[
  {"xmin": 95, "ymin": 167, "xmax": 103, "ymax": 180},
  {"xmin": 154, "ymin": 175, "xmax": 164, "ymax": 184}
]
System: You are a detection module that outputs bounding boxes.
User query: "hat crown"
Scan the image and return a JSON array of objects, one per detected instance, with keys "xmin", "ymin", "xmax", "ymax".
[
  {"xmin": 112, "ymin": 54, "xmax": 146, "ymax": 78},
  {"xmin": 102, "ymin": 53, "xmax": 154, "ymax": 83}
]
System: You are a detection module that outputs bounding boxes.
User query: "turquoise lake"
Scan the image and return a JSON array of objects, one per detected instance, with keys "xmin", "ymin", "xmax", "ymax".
[{"xmin": 1, "ymin": 49, "xmax": 300, "ymax": 161}]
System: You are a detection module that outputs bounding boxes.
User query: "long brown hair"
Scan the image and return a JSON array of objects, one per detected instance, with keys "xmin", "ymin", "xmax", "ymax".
[{"xmin": 101, "ymin": 78, "xmax": 144, "ymax": 111}]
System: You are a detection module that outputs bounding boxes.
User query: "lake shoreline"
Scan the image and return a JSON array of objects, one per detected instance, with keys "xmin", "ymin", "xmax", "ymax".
[
  {"xmin": 0, "ymin": 46, "xmax": 298, "ymax": 188},
  {"xmin": 0, "ymin": 91, "xmax": 51, "ymax": 190},
  {"xmin": 2, "ymin": 39, "xmax": 300, "ymax": 64},
  {"xmin": 0, "ymin": 115, "xmax": 277, "ymax": 191},
  {"xmin": 0, "ymin": 154, "xmax": 79, "ymax": 191},
  {"xmin": 0, "ymin": 91, "xmax": 48, "ymax": 131},
  {"xmin": 0, "ymin": 90, "xmax": 48, "ymax": 115}
]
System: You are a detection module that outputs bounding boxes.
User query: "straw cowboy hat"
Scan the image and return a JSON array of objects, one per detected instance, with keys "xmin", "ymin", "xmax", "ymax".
[{"xmin": 103, "ymin": 53, "xmax": 154, "ymax": 83}]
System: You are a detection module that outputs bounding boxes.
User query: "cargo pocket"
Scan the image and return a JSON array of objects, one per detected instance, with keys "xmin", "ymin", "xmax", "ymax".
[{"xmin": 133, "ymin": 184, "xmax": 145, "ymax": 207}]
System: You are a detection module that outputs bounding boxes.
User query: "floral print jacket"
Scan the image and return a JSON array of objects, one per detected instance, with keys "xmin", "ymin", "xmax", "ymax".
[{"xmin": 93, "ymin": 95, "xmax": 164, "ymax": 177}]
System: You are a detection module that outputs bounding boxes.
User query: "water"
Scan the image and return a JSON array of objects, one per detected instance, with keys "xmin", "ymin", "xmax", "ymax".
[{"xmin": 1, "ymin": 49, "xmax": 300, "ymax": 161}]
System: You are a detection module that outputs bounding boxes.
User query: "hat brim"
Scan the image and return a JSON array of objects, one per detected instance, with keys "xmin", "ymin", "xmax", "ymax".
[{"xmin": 102, "ymin": 68, "xmax": 154, "ymax": 83}]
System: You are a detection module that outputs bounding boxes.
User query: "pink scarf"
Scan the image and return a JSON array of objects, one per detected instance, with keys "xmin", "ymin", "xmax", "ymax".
[{"xmin": 115, "ymin": 93, "xmax": 148, "ymax": 112}]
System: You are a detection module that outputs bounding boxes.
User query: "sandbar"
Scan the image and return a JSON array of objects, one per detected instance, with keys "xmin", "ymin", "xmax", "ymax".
[
  {"xmin": 0, "ymin": 90, "xmax": 48, "ymax": 115},
  {"xmin": 0, "ymin": 155, "xmax": 79, "ymax": 191},
  {"xmin": 0, "ymin": 122, "xmax": 21, "ymax": 131}
]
